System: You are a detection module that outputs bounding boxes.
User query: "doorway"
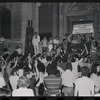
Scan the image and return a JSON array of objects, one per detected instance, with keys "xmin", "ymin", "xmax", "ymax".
[{"xmin": 0, "ymin": 7, "xmax": 11, "ymax": 39}]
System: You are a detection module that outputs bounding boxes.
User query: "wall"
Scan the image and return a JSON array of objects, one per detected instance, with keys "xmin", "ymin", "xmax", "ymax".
[{"xmin": 0, "ymin": 3, "xmax": 39, "ymax": 54}]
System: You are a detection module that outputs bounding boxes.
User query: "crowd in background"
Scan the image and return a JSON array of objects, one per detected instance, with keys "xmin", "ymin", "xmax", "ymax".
[{"xmin": 0, "ymin": 32, "xmax": 100, "ymax": 96}]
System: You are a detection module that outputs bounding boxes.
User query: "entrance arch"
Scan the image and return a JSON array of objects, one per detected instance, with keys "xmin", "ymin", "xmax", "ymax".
[{"xmin": 0, "ymin": 7, "xmax": 11, "ymax": 39}]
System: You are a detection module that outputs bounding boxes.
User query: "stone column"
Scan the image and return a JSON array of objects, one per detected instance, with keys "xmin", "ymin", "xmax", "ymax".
[{"xmin": 52, "ymin": 3, "xmax": 59, "ymax": 38}]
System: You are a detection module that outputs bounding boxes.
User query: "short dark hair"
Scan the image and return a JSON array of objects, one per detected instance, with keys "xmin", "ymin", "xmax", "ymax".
[
  {"xmin": 81, "ymin": 67, "xmax": 90, "ymax": 77},
  {"xmin": 74, "ymin": 54, "xmax": 79, "ymax": 60},
  {"xmin": 47, "ymin": 64, "xmax": 57, "ymax": 75},
  {"xmin": 11, "ymin": 68, "xmax": 17, "ymax": 75},
  {"xmin": 46, "ymin": 56, "xmax": 52, "ymax": 61},
  {"xmin": 16, "ymin": 46, "xmax": 20, "ymax": 49},
  {"xmin": 37, "ymin": 60, "xmax": 45, "ymax": 72},
  {"xmin": 3, "ymin": 48, "xmax": 8, "ymax": 52},
  {"xmin": 24, "ymin": 67, "xmax": 32, "ymax": 76},
  {"xmin": 65, "ymin": 62, "xmax": 72, "ymax": 70}
]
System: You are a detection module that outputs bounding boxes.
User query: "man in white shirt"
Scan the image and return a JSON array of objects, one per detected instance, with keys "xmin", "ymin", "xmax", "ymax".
[
  {"xmin": 61, "ymin": 62, "xmax": 76, "ymax": 96},
  {"xmin": 32, "ymin": 32, "xmax": 40, "ymax": 55},
  {"xmin": 12, "ymin": 76, "xmax": 34, "ymax": 96},
  {"xmin": 74, "ymin": 67, "xmax": 95, "ymax": 96}
]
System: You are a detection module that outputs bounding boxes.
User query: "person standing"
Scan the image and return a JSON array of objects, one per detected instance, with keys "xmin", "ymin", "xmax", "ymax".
[
  {"xmin": 90, "ymin": 40, "xmax": 98, "ymax": 63},
  {"xmin": 74, "ymin": 67, "xmax": 95, "ymax": 96},
  {"xmin": 12, "ymin": 76, "xmax": 34, "ymax": 96},
  {"xmin": 32, "ymin": 32, "xmax": 40, "ymax": 55},
  {"xmin": 61, "ymin": 62, "xmax": 76, "ymax": 96}
]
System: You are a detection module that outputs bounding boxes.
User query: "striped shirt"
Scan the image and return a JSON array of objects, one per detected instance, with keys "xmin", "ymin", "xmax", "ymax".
[{"xmin": 44, "ymin": 75, "xmax": 62, "ymax": 91}]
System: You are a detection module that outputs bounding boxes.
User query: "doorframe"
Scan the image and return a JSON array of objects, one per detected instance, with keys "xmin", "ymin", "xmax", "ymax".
[{"xmin": 66, "ymin": 13, "xmax": 98, "ymax": 40}]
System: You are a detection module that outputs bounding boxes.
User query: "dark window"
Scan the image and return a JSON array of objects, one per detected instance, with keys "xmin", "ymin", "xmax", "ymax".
[{"xmin": 0, "ymin": 7, "xmax": 11, "ymax": 39}]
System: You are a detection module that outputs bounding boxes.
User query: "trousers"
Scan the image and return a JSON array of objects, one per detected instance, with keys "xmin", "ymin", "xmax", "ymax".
[
  {"xmin": 33, "ymin": 44, "xmax": 39, "ymax": 55},
  {"xmin": 62, "ymin": 86, "xmax": 74, "ymax": 96}
]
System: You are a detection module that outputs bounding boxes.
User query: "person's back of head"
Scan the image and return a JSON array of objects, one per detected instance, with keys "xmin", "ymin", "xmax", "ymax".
[
  {"xmin": 24, "ymin": 68, "xmax": 33, "ymax": 79},
  {"xmin": 47, "ymin": 64, "xmax": 57, "ymax": 75},
  {"xmin": 17, "ymin": 76, "xmax": 30, "ymax": 88},
  {"xmin": 74, "ymin": 54, "xmax": 79, "ymax": 61},
  {"xmin": 46, "ymin": 56, "xmax": 52, "ymax": 62},
  {"xmin": 81, "ymin": 66, "xmax": 90, "ymax": 77},
  {"xmin": 65, "ymin": 62, "xmax": 72, "ymax": 71},
  {"xmin": 11, "ymin": 68, "xmax": 17, "ymax": 76}
]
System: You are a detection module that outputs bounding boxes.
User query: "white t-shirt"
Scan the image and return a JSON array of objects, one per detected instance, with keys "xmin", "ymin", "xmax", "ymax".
[
  {"xmin": 0, "ymin": 77, "xmax": 6, "ymax": 88},
  {"xmin": 32, "ymin": 35, "xmax": 40, "ymax": 45},
  {"xmin": 61, "ymin": 70, "xmax": 76, "ymax": 87},
  {"xmin": 75, "ymin": 76, "xmax": 95, "ymax": 96},
  {"xmin": 9, "ymin": 75, "xmax": 19, "ymax": 90},
  {"xmin": 12, "ymin": 87, "xmax": 34, "ymax": 96}
]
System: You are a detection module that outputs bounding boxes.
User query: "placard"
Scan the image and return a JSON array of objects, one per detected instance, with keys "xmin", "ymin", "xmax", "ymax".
[{"xmin": 72, "ymin": 23, "xmax": 94, "ymax": 34}]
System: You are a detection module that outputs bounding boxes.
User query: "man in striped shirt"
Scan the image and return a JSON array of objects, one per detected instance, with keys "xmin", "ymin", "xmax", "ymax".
[{"xmin": 44, "ymin": 64, "xmax": 62, "ymax": 96}]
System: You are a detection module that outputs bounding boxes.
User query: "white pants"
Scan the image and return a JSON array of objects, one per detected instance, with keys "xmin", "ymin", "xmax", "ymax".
[{"xmin": 33, "ymin": 44, "xmax": 39, "ymax": 55}]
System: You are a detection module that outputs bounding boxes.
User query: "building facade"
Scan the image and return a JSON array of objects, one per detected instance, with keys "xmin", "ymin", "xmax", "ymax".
[
  {"xmin": 55, "ymin": 3, "xmax": 100, "ymax": 43},
  {"xmin": 0, "ymin": 3, "xmax": 39, "ymax": 54},
  {"xmin": 0, "ymin": 2, "xmax": 100, "ymax": 54}
]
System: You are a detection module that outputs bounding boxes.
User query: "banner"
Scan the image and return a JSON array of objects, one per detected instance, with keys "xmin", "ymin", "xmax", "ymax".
[{"xmin": 72, "ymin": 23, "xmax": 94, "ymax": 34}]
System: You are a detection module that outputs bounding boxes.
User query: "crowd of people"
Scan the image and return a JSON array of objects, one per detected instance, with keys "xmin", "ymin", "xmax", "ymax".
[{"xmin": 0, "ymin": 32, "xmax": 100, "ymax": 97}]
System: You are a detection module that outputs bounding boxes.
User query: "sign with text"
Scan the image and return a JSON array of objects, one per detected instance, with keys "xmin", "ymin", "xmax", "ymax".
[{"xmin": 72, "ymin": 23, "xmax": 94, "ymax": 34}]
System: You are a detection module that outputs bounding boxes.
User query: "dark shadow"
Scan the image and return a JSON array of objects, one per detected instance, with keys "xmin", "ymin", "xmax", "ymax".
[{"xmin": 0, "ymin": 7, "xmax": 11, "ymax": 39}]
